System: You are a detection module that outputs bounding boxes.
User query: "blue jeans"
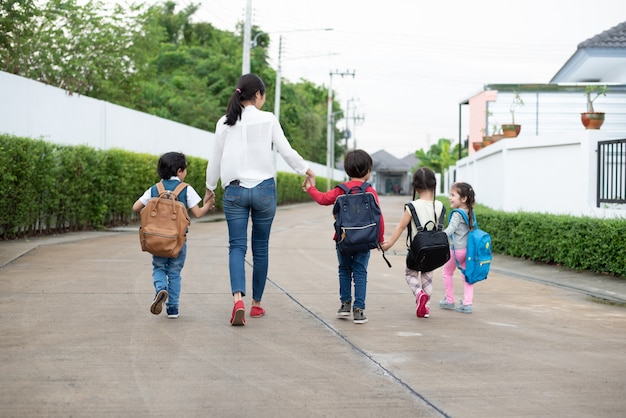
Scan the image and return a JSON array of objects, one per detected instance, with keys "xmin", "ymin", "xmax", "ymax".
[
  {"xmin": 152, "ymin": 241, "xmax": 187, "ymax": 308},
  {"xmin": 336, "ymin": 247, "xmax": 370, "ymax": 309},
  {"xmin": 223, "ymin": 178, "xmax": 276, "ymax": 301}
]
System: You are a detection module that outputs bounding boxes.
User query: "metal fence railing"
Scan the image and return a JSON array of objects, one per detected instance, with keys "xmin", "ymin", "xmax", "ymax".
[{"xmin": 597, "ymin": 138, "xmax": 626, "ymax": 207}]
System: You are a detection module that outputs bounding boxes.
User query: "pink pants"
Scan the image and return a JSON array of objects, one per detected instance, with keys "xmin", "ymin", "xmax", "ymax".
[{"xmin": 441, "ymin": 248, "xmax": 474, "ymax": 306}]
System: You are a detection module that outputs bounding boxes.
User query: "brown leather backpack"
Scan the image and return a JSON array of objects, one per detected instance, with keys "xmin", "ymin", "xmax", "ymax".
[{"xmin": 139, "ymin": 182, "xmax": 190, "ymax": 258}]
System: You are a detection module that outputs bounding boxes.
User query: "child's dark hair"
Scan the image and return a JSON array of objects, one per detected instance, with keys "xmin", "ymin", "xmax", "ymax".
[
  {"xmin": 412, "ymin": 167, "xmax": 437, "ymax": 196},
  {"xmin": 451, "ymin": 182, "xmax": 476, "ymax": 229},
  {"xmin": 157, "ymin": 152, "xmax": 187, "ymax": 180},
  {"xmin": 225, "ymin": 73, "xmax": 266, "ymax": 126},
  {"xmin": 343, "ymin": 149, "xmax": 372, "ymax": 179}
]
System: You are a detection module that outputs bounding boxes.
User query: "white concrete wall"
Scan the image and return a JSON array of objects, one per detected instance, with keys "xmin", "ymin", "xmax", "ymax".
[
  {"xmin": 0, "ymin": 71, "xmax": 345, "ymax": 181},
  {"xmin": 446, "ymin": 130, "xmax": 626, "ymax": 219}
]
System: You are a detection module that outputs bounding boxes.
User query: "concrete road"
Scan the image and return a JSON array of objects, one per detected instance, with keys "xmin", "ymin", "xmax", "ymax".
[{"xmin": 1, "ymin": 195, "xmax": 624, "ymax": 418}]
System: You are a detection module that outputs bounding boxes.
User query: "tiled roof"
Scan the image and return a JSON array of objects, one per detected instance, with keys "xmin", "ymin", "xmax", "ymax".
[{"xmin": 578, "ymin": 21, "xmax": 626, "ymax": 49}]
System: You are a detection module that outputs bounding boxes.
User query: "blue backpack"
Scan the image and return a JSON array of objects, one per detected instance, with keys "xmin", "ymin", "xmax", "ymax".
[
  {"xmin": 333, "ymin": 182, "xmax": 381, "ymax": 255},
  {"xmin": 449, "ymin": 209, "xmax": 492, "ymax": 284}
]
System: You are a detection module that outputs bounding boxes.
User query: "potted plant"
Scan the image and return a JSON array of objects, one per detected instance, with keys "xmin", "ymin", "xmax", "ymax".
[
  {"xmin": 501, "ymin": 90, "xmax": 523, "ymax": 137},
  {"xmin": 581, "ymin": 85, "xmax": 607, "ymax": 129},
  {"xmin": 490, "ymin": 124, "xmax": 505, "ymax": 142}
]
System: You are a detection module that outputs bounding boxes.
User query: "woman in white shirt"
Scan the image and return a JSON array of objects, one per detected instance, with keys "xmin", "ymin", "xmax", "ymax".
[{"xmin": 205, "ymin": 73, "xmax": 315, "ymax": 326}]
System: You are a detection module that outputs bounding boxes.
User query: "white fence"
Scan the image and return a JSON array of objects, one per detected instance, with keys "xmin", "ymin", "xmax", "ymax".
[
  {"xmin": 0, "ymin": 70, "xmax": 345, "ymax": 181},
  {"xmin": 446, "ymin": 131, "xmax": 626, "ymax": 219}
]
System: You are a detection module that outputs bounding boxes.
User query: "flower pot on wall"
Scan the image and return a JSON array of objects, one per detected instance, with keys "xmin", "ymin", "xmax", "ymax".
[
  {"xmin": 502, "ymin": 124, "xmax": 521, "ymax": 137},
  {"xmin": 581, "ymin": 112, "xmax": 605, "ymax": 129},
  {"xmin": 472, "ymin": 142, "xmax": 483, "ymax": 151}
]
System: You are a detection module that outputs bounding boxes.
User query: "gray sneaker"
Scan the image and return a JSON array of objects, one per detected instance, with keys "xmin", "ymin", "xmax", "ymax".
[
  {"xmin": 456, "ymin": 304, "xmax": 473, "ymax": 314},
  {"xmin": 439, "ymin": 298, "xmax": 455, "ymax": 310},
  {"xmin": 353, "ymin": 308, "xmax": 368, "ymax": 324},
  {"xmin": 337, "ymin": 301, "xmax": 352, "ymax": 317}
]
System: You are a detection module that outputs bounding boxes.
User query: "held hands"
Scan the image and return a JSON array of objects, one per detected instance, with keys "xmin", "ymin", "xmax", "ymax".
[
  {"xmin": 203, "ymin": 189, "xmax": 216, "ymax": 210},
  {"xmin": 380, "ymin": 241, "xmax": 392, "ymax": 252},
  {"xmin": 302, "ymin": 170, "xmax": 316, "ymax": 192}
]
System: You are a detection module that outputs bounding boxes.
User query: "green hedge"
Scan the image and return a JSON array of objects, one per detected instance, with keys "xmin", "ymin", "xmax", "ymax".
[
  {"xmin": 3, "ymin": 134, "xmax": 624, "ymax": 278},
  {"xmin": 436, "ymin": 200, "xmax": 626, "ymax": 278},
  {"xmin": 476, "ymin": 209, "xmax": 626, "ymax": 278},
  {"xmin": 0, "ymin": 134, "xmax": 324, "ymax": 239}
]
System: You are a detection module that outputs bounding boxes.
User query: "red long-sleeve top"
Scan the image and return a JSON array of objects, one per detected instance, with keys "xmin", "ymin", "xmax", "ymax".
[{"xmin": 307, "ymin": 180, "xmax": 385, "ymax": 243}]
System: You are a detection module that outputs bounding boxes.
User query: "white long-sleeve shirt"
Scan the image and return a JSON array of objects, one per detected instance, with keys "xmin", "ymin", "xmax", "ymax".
[{"xmin": 206, "ymin": 105, "xmax": 309, "ymax": 190}]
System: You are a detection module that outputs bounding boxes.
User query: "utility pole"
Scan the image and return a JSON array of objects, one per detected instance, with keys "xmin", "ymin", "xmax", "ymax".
[
  {"xmin": 242, "ymin": 0, "xmax": 252, "ymax": 75},
  {"xmin": 274, "ymin": 35, "xmax": 283, "ymax": 120},
  {"xmin": 344, "ymin": 98, "xmax": 358, "ymax": 149},
  {"xmin": 327, "ymin": 70, "xmax": 355, "ymax": 190}
]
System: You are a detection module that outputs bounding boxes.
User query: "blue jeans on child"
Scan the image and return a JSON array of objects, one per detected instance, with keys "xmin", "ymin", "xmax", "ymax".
[
  {"xmin": 152, "ymin": 241, "xmax": 187, "ymax": 308},
  {"xmin": 336, "ymin": 248, "xmax": 370, "ymax": 309},
  {"xmin": 223, "ymin": 178, "xmax": 276, "ymax": 301}
]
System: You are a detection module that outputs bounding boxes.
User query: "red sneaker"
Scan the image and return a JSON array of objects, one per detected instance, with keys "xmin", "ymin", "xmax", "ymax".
[
  {"xmin": 416, "ymin": 290, "xmax": 429, "ymax": 318},
  {"xmin": 230, "ymin": 300, "xmax": 246, "ymax": 326},
  {"xmin": 250, "ymin": 306, "xmax": 265, "ymax": 318}
]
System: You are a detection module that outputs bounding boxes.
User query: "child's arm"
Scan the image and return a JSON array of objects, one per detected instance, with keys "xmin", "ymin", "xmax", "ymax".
[
  {"xmin": 189, "ymin": 202, "xmax": 211, "ymax": 218},
  {"xmin": 306, "ymin": 185, "xmax": 340, "ymax": 206},
  {"xmin": 381, "ymin": 209, "xmax": 412, "ymax": 251},
  {"xmin": 132, "ymin": 199, "xmax": 145, "ymax": 213},
  {"xmin": 444, "ymin": 212, "xmax": 463, "ymax": 235}
]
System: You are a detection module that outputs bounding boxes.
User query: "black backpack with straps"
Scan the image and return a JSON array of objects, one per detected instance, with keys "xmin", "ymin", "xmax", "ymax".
[
  {"xmin": 405, "ymin": 203, "xmax": 450, "ymax": 272},
  {"xmin": 332, "ymin": 182, "xmax": 391, "ymax": 267}
]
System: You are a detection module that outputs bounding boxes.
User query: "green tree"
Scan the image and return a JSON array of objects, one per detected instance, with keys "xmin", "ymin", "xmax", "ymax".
[
  {"xmin": 415, "ymin": 138, "xmax": 467, "ymax": 174},
  {"xmin": 2, "ymin": 0, "xmax": 337, "ymax": 165},
  {"xmin": 0, "ymin": 0, "xmax": 40, "ymax": 73}
]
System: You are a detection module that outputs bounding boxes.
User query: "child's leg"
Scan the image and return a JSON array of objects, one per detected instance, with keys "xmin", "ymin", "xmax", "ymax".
[
  {"xmin": 152, "ymin": 255, "xmax": 168, "ymax": 293},
  {"xmin": 441, "ymin": 253, "xmax": 457, "ymax": 303},
  {"xmin": 463, "ymin": 281, "xmax": 475, "ymax": 306},
  {"xmin": 336, "ymin": 248, "xmax": 354, "ymax": 304},
  {"xmin": 420, "ymin": 270, "xmax": 434, "ymax": 309},
  {"xmin": 404, "ymin": 268, "xmax": 421, "ymax": 296},
  {"xmin": 454, "ymin": 249, "xmax": 474, "ymax": 305},
  {"xmin": 351, "ymin": 250, "xmax": 370, "ymax": 310},
  {"xmin": 165, "ymin": 243, "xmax": 187, "ymax": 308}
]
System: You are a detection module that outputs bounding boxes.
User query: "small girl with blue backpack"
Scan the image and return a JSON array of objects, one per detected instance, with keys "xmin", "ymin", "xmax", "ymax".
[{"xmin": 440, "ymin": 182, "xmax": 476, "ymax": 314}]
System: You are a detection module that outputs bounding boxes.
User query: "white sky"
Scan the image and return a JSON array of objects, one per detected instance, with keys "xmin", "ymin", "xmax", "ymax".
[{"xmin": 112, "ymin": 0, "xmax": 626, "ymax": 158}]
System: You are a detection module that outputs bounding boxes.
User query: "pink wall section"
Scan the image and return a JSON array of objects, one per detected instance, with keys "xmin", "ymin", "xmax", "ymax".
[{"xmin": 468, "ymin": 90, "xmax": 497, "ymax": 154}]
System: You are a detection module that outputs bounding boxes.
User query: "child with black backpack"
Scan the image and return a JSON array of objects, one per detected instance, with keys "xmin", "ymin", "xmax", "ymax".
[
  {"xmin": 303, "ymin": 149, "xmax": 384, "ymax": 324},
  {"xmin": 381, "ymin": 168, "xmax": 445, "ymax": 319},
  {"xmin": 132, "ymin": 152, "xmax": 213, "ymax": 319}
]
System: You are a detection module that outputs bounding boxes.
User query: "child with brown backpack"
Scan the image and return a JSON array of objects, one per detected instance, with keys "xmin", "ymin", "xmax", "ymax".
[{"xmin": 133, "ymin": 152, "xmax": 213, "ymax": 318}]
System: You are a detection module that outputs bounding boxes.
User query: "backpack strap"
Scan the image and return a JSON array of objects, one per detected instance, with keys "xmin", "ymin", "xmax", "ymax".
[
  {"xmin": 336, "ymin": 183, "xmax": 350, "ymax": 194},
  {"xmin": 337, "ymin": 182, "xmax": 371, "ymax": 194},
  {"xmin": 171, "ymin": 182, "xmax": 188, "ymax": 201},
  {"xmin": 156, "ymin": 181, "xmax": 165, "ymax": 195},
  {"xmin": 405, "ymin": 203, "xmax": 422, "ymax": 248},
  {"xmin": 155, "ymin": 181, "xmax": 188, "ymax": 200},
  {"xmin": 449, "ymin": 208, "xmax": 477, "ymax": 229}
]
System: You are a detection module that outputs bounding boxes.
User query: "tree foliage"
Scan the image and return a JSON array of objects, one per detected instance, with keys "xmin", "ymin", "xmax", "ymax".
[
  {"xmin": 415, "ymin": 138, "xmax": 467, "ymax": 174},
  {"xmin": 1, "ymin": 0, "xmax": 337, "ymax": 164}
]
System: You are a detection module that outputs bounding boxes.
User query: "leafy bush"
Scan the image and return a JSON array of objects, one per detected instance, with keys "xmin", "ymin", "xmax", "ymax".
[{"xmin": 3, "ymin": 134, "xmax": 624, "ymax": 278}]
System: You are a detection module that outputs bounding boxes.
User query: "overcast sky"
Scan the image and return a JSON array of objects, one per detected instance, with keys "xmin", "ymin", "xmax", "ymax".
[{"xmin": 111, "ymin": 0, "xmax": 626, "ymax": 158}]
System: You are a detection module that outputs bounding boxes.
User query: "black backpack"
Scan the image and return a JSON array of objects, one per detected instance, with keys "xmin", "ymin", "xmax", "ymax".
[
  {"xmin": 405, "ymin": 203, "xmax": 450, "ymax": 272},
  {"xmin": 333, "ymin": 183, "xmax": 381, "ymax": 255}
]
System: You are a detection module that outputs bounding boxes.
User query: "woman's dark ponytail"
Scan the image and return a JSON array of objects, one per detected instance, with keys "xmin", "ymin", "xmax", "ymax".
[{"xmin": 224, "ymin": 73, "xmax": 266, "ymax": 126}]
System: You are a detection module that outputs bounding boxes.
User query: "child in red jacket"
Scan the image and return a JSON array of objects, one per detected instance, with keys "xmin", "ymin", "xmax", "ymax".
[{"xmin": 303, "ymin": 150, "xmax": 384, "ymax": 324}]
